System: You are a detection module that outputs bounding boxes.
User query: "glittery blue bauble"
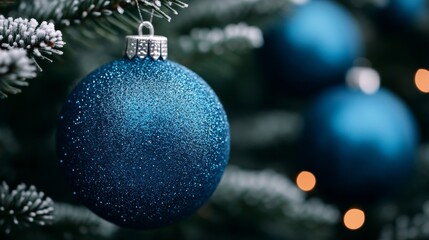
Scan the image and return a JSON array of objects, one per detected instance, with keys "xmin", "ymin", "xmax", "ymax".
[
  {"xmin": 56, "ymin": 57, "xmax": 230, "ymax": 229},
  {"xmin": 260, "ymin": 0, "xmax": 362, "ymax": 95},
  {"xmin": 301, "ymin": 87, "xmax": 418, "ymax": 204}
]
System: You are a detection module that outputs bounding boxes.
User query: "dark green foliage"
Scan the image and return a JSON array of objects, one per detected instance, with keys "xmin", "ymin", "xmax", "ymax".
[{"xmin": 0, "ymin": 182, "xmax": 54, "ymax": 234}]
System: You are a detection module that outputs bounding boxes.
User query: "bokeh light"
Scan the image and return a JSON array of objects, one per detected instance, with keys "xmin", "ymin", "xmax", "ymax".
[
  {"xmin": 296, "ymin": 171, "xmax": 316, "ymax": 192},
  {"xmin": 415, "ymin": 68, "xmax": 429, "ymax": 93},
  {"xmin": 343, "ymin": 208, "xmax": 365, "ymax": 230},
  {"xmin": 346, "ymin": 66, "xmax": 380, "ymax": 94}
]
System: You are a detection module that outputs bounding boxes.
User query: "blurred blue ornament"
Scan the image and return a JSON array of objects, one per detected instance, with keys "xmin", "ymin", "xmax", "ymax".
[
  {"xmin": 378, "ymin": 0, "xmax": 426, "ymax": 28},
  {"xmin": 57, "ymin": 57, "xmax": 230, "ymax": 229},
  {"xmin": 260, "ymin": 0, "xmax": 363, "ymax": 95},
  {"xmin": 301, "ymin": 87, "xmax": 418, "ymax": 204}
]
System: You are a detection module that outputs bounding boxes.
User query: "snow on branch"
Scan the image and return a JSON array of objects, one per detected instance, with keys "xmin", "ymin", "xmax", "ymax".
[
  {"xmin": 174, "ymin": 0, "xmax": 303, "ymax": 28},
  {"xmin": 378, "ymin": 204, "xmax": 429, "ymax": 240},
  {"xmin": 53, "ymin": 203, "xmax": 118, "ymax": 238},
  {"xmin": 17, "ymin": 0, "xmax": 188, "ymax": 24},
  {"xmin": 0, "ymin": 16, "xmax": 65, "ymax": 98},
  {"xmin": 0, "ymin": 16, "xmax": 65, "ymax": 62},
  {"xmin": 212, "ymin": 166, "xmax": 340, "ymax": 224},
  {"xmin": 139, "ymin": 0, "xmax": 188, "ymax": 21},
  {"xmin": 230, "ymin": 111, "xmax": 302, "ymax": 149},
  {"xmin": 0, "ymin": 181, "xmax": 54, "ymax": 234},
  {"xmin": 0, "ymin": 49, "xmax": 37, "ymax": 99},
  {"xmin": 178, "ymin": 23, "xmax": 263, "ymax": 55},
  {"xmin": 377, "ymin": 145, "xmax": 429, "ymax": 240}
]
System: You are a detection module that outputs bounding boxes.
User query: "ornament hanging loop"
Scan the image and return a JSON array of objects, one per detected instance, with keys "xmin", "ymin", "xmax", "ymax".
[
  {"xmin": 138, "ymin": 21, "xmax": 155, "ymax": 37},
  {"xmin": 126, "ymin": 0, "xmax": 166, "ymax": 60},
  {"xmin": 124, "ymin": 22, "xmax": 167, "ymax": 60}
]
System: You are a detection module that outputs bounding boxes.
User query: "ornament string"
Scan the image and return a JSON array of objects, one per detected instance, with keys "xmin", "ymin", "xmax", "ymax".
[
  {"xmin": 134, "ymin": 0, "xmax": 156, "ymax": 37},
  {"xmin": 134, "ymin": 0, "xmax": 145, "ymax": 24},
  {"xmin": 150, "ymin": 9, "xmax": 155, "ymax": 23}
]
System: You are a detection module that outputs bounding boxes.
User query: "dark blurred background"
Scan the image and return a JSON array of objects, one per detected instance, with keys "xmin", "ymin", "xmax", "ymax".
[{"xmin": 1, "ymin": 0, "xmax": 429, "ymax": 239}]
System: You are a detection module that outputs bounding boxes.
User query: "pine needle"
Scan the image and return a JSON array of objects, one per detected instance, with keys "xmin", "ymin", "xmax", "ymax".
[{"xmin": 0, "ymin": 182, "xmax": 54, "ymax": 234}]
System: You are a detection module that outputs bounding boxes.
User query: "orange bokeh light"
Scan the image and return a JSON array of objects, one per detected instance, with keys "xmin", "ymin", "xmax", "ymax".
[
  {"xmin": 296, "ymin": 171, "xmax": 316, "ymax": 192},
  {"xmin": 415, "ymin": 69, "xmax": 429, "ymax": 93},
  {"xmin": 343, "ymin": 208, "xmax": 365, "ymax": 230}
]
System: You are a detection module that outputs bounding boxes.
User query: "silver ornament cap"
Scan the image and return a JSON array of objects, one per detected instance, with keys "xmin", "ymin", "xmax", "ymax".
[{"xmin": 125, "ymin": 21, "xmax": 167, "ymax": 60}]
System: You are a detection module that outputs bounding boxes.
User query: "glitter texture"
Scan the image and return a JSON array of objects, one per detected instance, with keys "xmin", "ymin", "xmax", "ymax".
[{"xmin": 56, "ymin": 57, "xmax": 230, "ymax": 229}]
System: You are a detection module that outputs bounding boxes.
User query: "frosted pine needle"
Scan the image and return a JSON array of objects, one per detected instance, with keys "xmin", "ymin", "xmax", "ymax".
[
  {"xmin": 0, "ymin": 49, "xmax": 37, "ymax": 99},
  {"xmin": 0, "ymin": 16, "xmax": 65, "ymax": 64},
  {"xmin": 0, "ymin": 182, "xmax": 54, "ymax": 234},
  {"xmin": 212, "ymin": 166, "xmax": 339, "ymax": 224},
  {"xmin": 18, "ymin": 0, "xmax": 188, "ymax": 24},
  {"xmin": 178, "ymin": 23, "xmax": 264, "ymax": 54},
  {"xmin": 54, "ymin": 203, "xmax": 118, "ymax": 237},
  {"xmin": 139, "ymin": 0, "xmax": 188, "ymax": 21}
]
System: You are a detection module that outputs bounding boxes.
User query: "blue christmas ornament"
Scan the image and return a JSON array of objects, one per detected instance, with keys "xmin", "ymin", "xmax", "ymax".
[
  {"xmin": 378, "ymin": 0, "xmax": 426, "ymax": 28},
  {"xmin": 301, "ymin": 87, "xmax": 418, "ymax": 204},
  {"xmin": 260, "ymin": 0, "xmax": 363, "ymax": 95},
  {"xmin": 56, "ymin": 24, "xmax": 230, "ymax": 229}
]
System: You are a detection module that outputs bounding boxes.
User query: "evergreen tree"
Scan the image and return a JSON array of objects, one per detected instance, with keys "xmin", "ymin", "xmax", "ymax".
[{"xmin": 0, "ymin": 0, "xmax": 428, "ymax": 239}]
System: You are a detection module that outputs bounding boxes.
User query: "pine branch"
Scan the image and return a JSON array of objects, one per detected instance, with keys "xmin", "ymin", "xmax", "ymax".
[
  {"xmin": 211, "ymin": 166, "xmax": 339, "ymax": 224},
  {"xmin": 378, "ymin": 209, "xmax": 429, "ymax": 240},
  {"xmin": 171, "ymin": 23, "xmax": 264, "ymax": 80},
  {"xmin": 17, "ymin": 0, "xmax": 188, "ymax": 24},
  {"xmin": 173, "ymin": 0, "xmax": 297, "ymax": 29},
  {"xmin": 230, "ymin": 111, "xmax": 302, "ymax": 149},
  {"xmin": 0, "ymin": 182, "xmax": 54, "ymax": 234},
  {"xmin": 0, "ymin": 16, "xmax": 65, "ymax": 64},
  {"xmin": 0, "ymin": 49, "xmax": 37, "ymax": 99},
  {"xmin": 377, "ymin": 145, "xmax": 429, "ymax": 240},
  {"xmin": 176, "ymin": 23, "xmax": 263, "ymax": 55},
  {"xmin": 139, "ymin": 0, "xmax": 189, "ymax": 21},
  {"xmin": 53, "ymin": 203, "xmax": 118, "ymax": 238},
  {"xmin": 0, "ymin": 15, "xmax": 65, "ymax": 98}
]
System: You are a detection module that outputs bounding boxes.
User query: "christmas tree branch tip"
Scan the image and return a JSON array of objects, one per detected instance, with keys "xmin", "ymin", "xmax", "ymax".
[
  {"xmin": 178, "ymin": 23, "xmax": 263, "ymax": 54},
  {"xmin": 173, "ymin": 0, "xmax": 293, "ymax": 27},
  {"xmin": 17, "ymin": 0, "xmax": 188, "ymax": 24},
  {"xmin": 140, "ymin": 0, "xmax": 188, "ymax": 21},
  {"xmin": 0, "ymin": 16, "xmax": 65, "ymax": 62},
  {"xmin": 0, "ymin": 181, "xmax": 54, "ymax": 234},
  {"xmin": 0, "ymin": 16, "xmax": 65, "ymax": 98},
  {"xmin": 0, "ymin": 49, "xmax": 37, "ymax": 99},
  {"xmin": 53, "ymin": 203, "xmax": 118, "ymax": 237},
  {"xmin": 212, "ymin": 166, "xmax": 339, "ymax": 224}
]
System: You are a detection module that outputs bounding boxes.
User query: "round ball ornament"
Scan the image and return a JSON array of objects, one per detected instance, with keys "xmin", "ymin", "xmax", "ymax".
[
  {"xmin": 56, "ymin": 22, "xmax": 230, "ymax": 229},
  {"xmin": 377, "ymin": 0, "xmax": 426, "ymax": 28},
  {"xmin": 260, "ymin": 0, "xmax": 363, "ymax": 95},
  {"xmin": 301, "ymin": 86, "xmax": 418, "ymax": 204}
]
